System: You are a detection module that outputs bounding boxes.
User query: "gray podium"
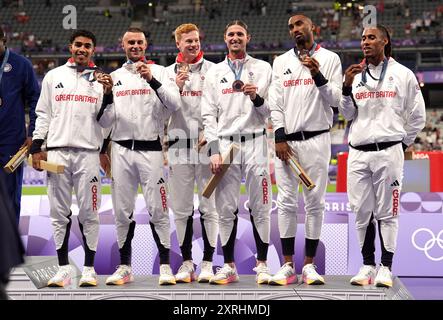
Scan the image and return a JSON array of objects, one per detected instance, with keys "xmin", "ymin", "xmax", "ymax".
[{"xmin": 6, "ymin": 257, "xmax": 413, "ymax": 300}]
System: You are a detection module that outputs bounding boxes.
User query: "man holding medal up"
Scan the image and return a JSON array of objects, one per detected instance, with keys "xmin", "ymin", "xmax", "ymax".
[
  {"xmin": 30, "ymin": 30, "xmax": 114, "ymax": 287},
  {"xmin": 165, "ymin": 23, "xmax": 218, "ymax": 284},
  {"xmin": 268, "ymin": 14, "xmax": 342, "ymax": 285},
  {"xmin": 101, "ymin": 28, "xmax": 181, "ymax": 286},
  {"xmin": 202, "ymin": 20, "xmax": 273, "ymax": 285},
  {"xmin": 341, "ymin": 25, "xmax": 425, "ymax": 287},
  {"xmin": 0, "ymin": 26, "xmax": 40, "ymax": 224}
]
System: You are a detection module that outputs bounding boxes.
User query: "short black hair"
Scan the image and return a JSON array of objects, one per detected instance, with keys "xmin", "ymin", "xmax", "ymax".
[
  {"xmin": 69, "ymin": 29, "xmax": 96, "ymax": 47},
  {"xmin": 0, "ymin": 26, "xmax": 5, "ymax": 40}
]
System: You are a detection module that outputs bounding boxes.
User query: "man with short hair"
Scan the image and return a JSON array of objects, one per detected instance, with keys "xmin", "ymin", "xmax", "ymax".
[
  {"xmin": 341, "ymin": 25, "xmax": 425, "ymax": 288},
  {"xmin": 202, "ymin": 20, "xmax": 273, "ymax": 285},
  {"xmin": 165, "ymin": 23, "xmax": 218, "ymax": 283},
  {"xmin": 0, "ymin": 26, "xmax": 39, "ymax": 224},
  {"xmin": 269, "ymin": 14, "xmax": 342, "ymax": 285},
  {"xmin": 31, "ymin": 29, "xmax": 114, "ymax": 287},
  {"xmin": 102, "ymin": 28, "xmax": 181, "ymax": 286}
]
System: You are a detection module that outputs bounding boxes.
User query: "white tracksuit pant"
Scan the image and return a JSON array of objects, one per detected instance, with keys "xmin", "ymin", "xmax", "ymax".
[
  {"xmin": 216, "ymin": 134, "xmax": 271, "ymax": 262},
  {"xmin": 111, "ymin": 143, "xmax": 170, "ymax": 251},
  {"xmin": 47, "ymin": 149, "xmax": 101, "ymax": 251},
  {"xmin": 274, "ymin": 132, "xmax": 331, "ymax": 241},
  {"xmin": 168, "ymin": 145, "xmax": 218, "ymax": 256},
  {"xmin": 347, "ymin": 143, "xmax": 403, "ymax": 254}
]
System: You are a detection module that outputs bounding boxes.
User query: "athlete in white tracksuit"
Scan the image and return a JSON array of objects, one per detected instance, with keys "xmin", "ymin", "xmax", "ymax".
[
  {"xmin": 268, "ymin": 14, "xmax": 342, "ymax": 285},
  {"xmin": 31, "ymin": 30, "xmax": 114, "ymax": 287},
  {"xmin": 341, "ymin": 25, "xmax": 425, "ymax": 287},
  {"xmin": 202, "ymin": 21, "xmax": 272, "ymax": 285},
  {"xmin": 165, "ymin": 23, "xmax": 218, "ymax": 283},
  {"xmin": 99, "ymin": 28, "xmax": 181, "ymax": 285}
]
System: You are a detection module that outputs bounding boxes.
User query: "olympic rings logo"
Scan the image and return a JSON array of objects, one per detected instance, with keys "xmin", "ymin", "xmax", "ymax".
[
  {"xmin": 243, "ymin": 199, "xmax": 278, "ymax": 213},
  {"xmin": 411, "ymin": 228, "xmax": 443, "ymax": 262}
]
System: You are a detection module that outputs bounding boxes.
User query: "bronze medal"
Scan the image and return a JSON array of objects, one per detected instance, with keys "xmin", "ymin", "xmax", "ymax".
[
  {"xmin": 178, "ymin": 62, "xmax": 190, "ymax": 74},
  {"xmin": 298, "ymin": 48, "xmax": 309, "ymax": 61},
  {"xmin": 232, "ymin": 80, "xmax": 244, "ymax": 92}
]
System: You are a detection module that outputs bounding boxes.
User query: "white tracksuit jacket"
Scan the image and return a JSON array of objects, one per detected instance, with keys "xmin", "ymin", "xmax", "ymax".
[
  {"xmin": 100, "ymin": 62, "xmax": 180, "ymax": 139},
  {"xmin": 33, "ymin": 61, "xmax": 112, "ymax": 254},
  {"xmin": 165, "ymin": 58, "xmax": 214, "ymax": 139},
  {"xmin": 202, "ymin": 54, "xmax": 271, "ymax": 144},
  {"xmin": 201, "ymin": 55, "xmax": 272, "ymax": 259},
  {"xmin": 33, "ymin": 62, "xmax": 109, "ymax": 148},
  {"xmin": 269, "ymin": 46, "xmax": 342, "ymax": 243},
  {"xmin": 339, "ymin": 57, "xmax": 426, "ymax": 255},
  {"xmin": 99, "ymin": 61, "xmax": 181, "ymax": 260}
]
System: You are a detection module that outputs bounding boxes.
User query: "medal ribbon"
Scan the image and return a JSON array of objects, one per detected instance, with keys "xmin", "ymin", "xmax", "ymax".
[
  {"xmin": 362, "ymin": 57, "xmax": 388, "ymax": 84},
  {"xmin": 227, "ymin": 58, "xmax": 244, "ymax": 82}
]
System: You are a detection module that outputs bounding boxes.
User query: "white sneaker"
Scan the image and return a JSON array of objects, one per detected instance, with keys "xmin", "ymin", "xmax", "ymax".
[
  {"xmin": 197, "ymin": 261, "xmax": 214, "ymax": 283},
  {"xmin": 268, "ymin": 262, "xmax": 297, "ymax": 286},
  {"xmin": 105, "ymin": 265, "xmax": 134, "ymax": 285},
  {"xmin": 374, "ymin": 265, "xmax": 393, "ymax": 288},
  {"xmin": 78, "ymin": 266, "xmax": 98, "ymax": 287},
  {"xmin": 47, "ymin": 265, "xmax": 72, "ymax": 287},
  {"xmin": 209, "ymin": 264, "xmax": 239, "ymax": 285},
  {"xmin": 175, "ymin": 260, "xmax": 196, "ymax": 283},
  {"xmin": 159, "ymin": 264, "xmax": 176, "ymax": 285},
  {"xmin": 350, "ymin": 265, "xmax": 376, "ymax": 286},
  {"xmin": 302, "ymin": 263, "xmax": 325, "ymax": 285},
  {"xmin": 253, "ymin": 262, "xmax": 272, "ymax": 284}
]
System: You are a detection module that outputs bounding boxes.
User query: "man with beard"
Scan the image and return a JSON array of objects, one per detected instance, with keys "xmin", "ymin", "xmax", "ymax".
[
  {"xmin": 165, "ymin": 23, "xmax": 218, "ymax": 283},
  {"xmin": 268, "ymin": 14, "xmax": 342, "ymax": 285},
  {"xmin": 31, "ymin": 29, "xmax": 114, "ymax": 287},
  {"xmin": 202, "ymin": 20, "xmax": 273, "ymax": 285},
  {"xmin": 101, "ymin": 28, "xmax": 181, "ymax": 286},
  {"xmin": 341, "ymin": 25, "xmax": 425, "ymax": 287}
]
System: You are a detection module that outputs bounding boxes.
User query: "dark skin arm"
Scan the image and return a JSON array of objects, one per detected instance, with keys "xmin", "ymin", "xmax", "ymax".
[
  {"xmin": 344, "ymin": 64, "xmax": 364, "ymax": 87},
  {"xmin": 275, "ymin": 142, "xmax": 294, "ymax": 165},
  {"xmin": 301, "ymin": 56, "xmax": 320, "ymax": 77},
  {"xmin": 32, "ymin": 151, "xmax": 47, "ymax": 171}
]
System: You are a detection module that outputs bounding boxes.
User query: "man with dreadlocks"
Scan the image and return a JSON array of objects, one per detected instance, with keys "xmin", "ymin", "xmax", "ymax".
[{"xmin": 340, "ymin": 25, "xmax": 425, "ymax": 287}]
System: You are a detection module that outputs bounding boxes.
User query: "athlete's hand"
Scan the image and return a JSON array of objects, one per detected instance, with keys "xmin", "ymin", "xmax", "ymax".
[
  {"xmin": 97, "ymin": 73, "xmax": 114, "ymax": 94},
  {"xmin": 275, "ymin": 141, "xmax": 293, "ymax": 164},
  {"xmin": 137, "ymin": 62, "xmax": 153, "ymax": 81},
  {"xmin": 197, "ymin": 137, "xmax": 207, "ymax": 152},
  {"xmin": 344, "ymin": 64, "xmax": 364, "ymax": 87},
  {"xmin": 21, "ymin": 137, "xmax": 32, "ymax": 154},
  {"xmin": 242, "ymin": 83, "xmax": 258, "ymax": 101},
  {"xmin": 210, "ymin": 153, "xmax": 222, "ymax": 174},
  {"xmin": 301, "ymin": 56, "xmax": 320, "ymax": 77},
  {"xmin": 100, "ymin": 153, "xmax": 111, "ymax": 177},
  {"xmin": 176, "ymin": 71, "xmax": 189, "ymax": 92},
  {"xmin": 32, "ymin": 151, "xmax": 47, "ymax": 171}
]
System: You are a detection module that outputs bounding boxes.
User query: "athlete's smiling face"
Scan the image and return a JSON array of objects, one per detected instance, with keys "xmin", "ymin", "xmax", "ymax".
[
  {"xmin": 122, "ymin": 31, "xmax": 148, "ymax": 62},
  {"xmin": 176, "ymin": 30, "xmax": 200, "ymax": 62},
  {"xmin": 224, "ymin": 25, "xmax": 250, "ymax": 56},
  {"xmin": 69, "ymin": 36, "xmax": 95, "ymax": 66}
]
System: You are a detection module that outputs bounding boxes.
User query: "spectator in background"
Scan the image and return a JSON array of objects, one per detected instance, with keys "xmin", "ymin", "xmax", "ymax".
[
  {"xmin": 104, "ymin": 8, "xmax": 112, "ymax": 18},
  {"xmin": 260, "ymin": 1, "xmax": 267, "ymax": 16},
  {"xmin": 404, "ymin": 5, "xmax": 410, "ymax": 18}
]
